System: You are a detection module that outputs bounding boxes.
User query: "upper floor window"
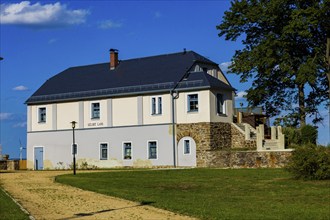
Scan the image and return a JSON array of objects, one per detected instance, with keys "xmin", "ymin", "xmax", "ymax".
[
  {"xmin": 148, "ymin": 141, "xmax": 157, "ymax": 159},
  {"xmin": 38, "ymin": 107, "xmax": 46, "ymax": 123},
  {"xmin": 217, "ymin": 94, "xmax": 225, "ymax": 115},
  {"xmin": 151, "ymin": 96, "xmax": 162, "ymax": 115},
  {"xmin": 187, "ymin": 94, "xmax": 198, "ymax": 112},
  {"xmin": 100, "ymin": 143, "xmax": 108, "ymax": 160},
  {"xmin": 91, "ymin": 102, "xmax": 100, "ymax": 119}
]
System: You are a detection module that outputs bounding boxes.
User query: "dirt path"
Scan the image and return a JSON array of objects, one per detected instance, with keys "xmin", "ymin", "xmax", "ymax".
[{"xmin": 0, "ymin": 171, "xmax": 195, "ymax": 220}]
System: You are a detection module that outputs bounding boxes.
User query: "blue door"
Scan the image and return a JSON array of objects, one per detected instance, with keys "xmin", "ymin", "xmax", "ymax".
[{"xmin": 34, "ymin": 147, "xmax": 43, "ymax": 170}]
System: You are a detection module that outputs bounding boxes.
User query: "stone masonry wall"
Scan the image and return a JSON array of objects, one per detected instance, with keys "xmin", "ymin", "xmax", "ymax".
[
  {"xmin": 176, "ymin": 122, "xmax": 290, "ymax": 168},
  {"xmin": 231, "ymin": 124, "xmax": 256, "ymax": 150},
  {"xmin": 204, "ymin": 150, "xmax": 292, "ymax": 168}
]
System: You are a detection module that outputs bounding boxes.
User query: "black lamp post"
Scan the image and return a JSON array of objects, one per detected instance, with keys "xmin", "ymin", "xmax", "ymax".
[
  {"xmin": 70, "ymin": 121, "xmax": 77, "ymax": 175},
  {"xmin": 170, "ymin": 70, "xmax": 191, "ymax": 167}
]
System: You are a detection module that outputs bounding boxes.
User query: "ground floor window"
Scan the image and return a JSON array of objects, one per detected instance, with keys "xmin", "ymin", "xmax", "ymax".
[
  {"xmin": 148, "ymin": 141, "xmax": 157, "ymax": 159},
  {"xmin": 123, "ymin": 142, "xmax": 132, "ymax": 160},
  {"xmin": 100, "ymin": 143, "xmax": 108, "ymax": 160},
  {"xmin": 184, "ymin": 139, "xmax": 190, "ymax": 154}
]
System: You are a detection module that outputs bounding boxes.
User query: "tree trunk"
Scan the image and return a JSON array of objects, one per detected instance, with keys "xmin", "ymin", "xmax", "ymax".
[{"xmin": 298, "ymin": 83, "xmax": 306, "ymax": 127}]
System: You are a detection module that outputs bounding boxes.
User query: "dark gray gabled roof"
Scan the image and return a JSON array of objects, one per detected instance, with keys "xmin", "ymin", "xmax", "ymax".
[{"xmin": 26, "ymin": 51, "xmax": 235, "ymax": 104}]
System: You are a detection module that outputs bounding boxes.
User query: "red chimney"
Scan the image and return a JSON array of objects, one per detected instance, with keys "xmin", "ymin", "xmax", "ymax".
[{"xmin": 110, "ymin": 49, "xmax": 119, "ymax": 70}]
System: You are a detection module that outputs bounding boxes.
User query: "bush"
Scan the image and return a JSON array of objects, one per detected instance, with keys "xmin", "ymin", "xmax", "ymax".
[
  {"xmin": 300, "ymin": 124, "xmax": 317, "ymax": 144},
  {"xmin": 283, "ymin": 127, "xmax": 301, "ymax": 147},
  {"xmin": 286, "ymin": 144, "xmax": 330, "ymax": 180}
]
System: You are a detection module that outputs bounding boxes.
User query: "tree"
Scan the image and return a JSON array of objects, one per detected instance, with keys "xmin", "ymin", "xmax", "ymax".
[{"xmin": 217, "ymin": 0, "xmax": 329, "ymax": 126}]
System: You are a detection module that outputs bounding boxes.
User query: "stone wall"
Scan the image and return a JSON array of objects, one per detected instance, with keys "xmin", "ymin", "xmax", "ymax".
[
  {"xmin": 203, "ymin": 150, "xmax": 292, "ymax": 168},
  {"xmin": 176, "ymin": 122, "xmax": 290, "ymax": 168},
  {"xmin": 177, "ymin": 122, "xmax": 233, "ymax": 167},
  {"xmin": 230, "ymin": 124, "xmax": 256, "ymax": 150}
]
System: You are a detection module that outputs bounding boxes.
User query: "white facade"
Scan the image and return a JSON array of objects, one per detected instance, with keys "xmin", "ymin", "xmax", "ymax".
[{"xmin": 27, "ymin": 89, "xmax": 233, "ymax": 169}]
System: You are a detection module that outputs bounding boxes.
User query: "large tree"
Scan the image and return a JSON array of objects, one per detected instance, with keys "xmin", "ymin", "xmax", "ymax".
[{"xmin": 217, "ymin": 0, "xmax": 329, "ymax": 127}]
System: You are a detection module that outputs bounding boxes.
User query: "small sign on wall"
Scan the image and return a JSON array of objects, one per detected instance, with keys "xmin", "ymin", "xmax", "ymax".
[{"xmin": 88, "ymin": 122, "xmax": 104, "ymax": 127}]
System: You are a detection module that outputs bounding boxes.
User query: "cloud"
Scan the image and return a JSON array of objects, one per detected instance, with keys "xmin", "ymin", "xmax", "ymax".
[
  {"xmin": 13, "ymin": 122, "xmax": 27, "ymax": 128},
  {"xmin": 0, "ymin": 113, "xmax": 13, "ymax": 121},
  {"xmin": 219, "ymin": 61, "xmax": 233, "ymax": 72},
  {"xmin": 154, "ymin": 11, "xmax": 162, "ymax": 18},
  {"xmin": 0, "ymin": 1, "xmax": 89, "ymax": 28},
  {"xmin": 236, "ymin": 91, "xmax": 247, "ymax": 99},
  {"xmin": 98, "ymin": 20, "xmax": 122, "ymax": 29},
  {"xmin": 48, "ymin": 38, "xmax": 57, "ymax": 44},
  {"xmin": 12, "ymin": 85, "xmax": 28, "ymax": 91}
]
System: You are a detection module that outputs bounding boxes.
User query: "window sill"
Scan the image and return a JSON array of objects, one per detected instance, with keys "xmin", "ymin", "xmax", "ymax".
[
  {"xmin": 38, "ymin": 121, "xmax": 46, "ymax": 124},
  {"xmin": 187, "ymin": 110, "xmax": 199, "ymax": 113},
  {"xmin": 217, "ymin": 113, "xmax": 227, "ymax": 117},
  {"xmin": 100, "ymin": 158, "xmax": 108, "ymax": 160},
  {"xmin": 91, "ymin": 117, "xmax": 100, "ymax": 120},
  {"xmin": 151, "ymin": 113, "xmax": 162, "ymax": 116}
]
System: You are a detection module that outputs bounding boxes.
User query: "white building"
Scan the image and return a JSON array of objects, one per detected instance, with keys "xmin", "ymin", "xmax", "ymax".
[{"xmin": 26, "ymin": 50, "xmax": 236, "ymax": 170}]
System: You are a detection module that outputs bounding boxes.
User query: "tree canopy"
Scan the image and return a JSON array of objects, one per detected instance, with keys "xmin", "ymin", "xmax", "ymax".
[{"xmin": 217, "ymin": 0, "xmax": 329, "ymax": 127}]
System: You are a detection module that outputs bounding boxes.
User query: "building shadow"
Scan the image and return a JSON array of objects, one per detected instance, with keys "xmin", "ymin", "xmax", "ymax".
[{"xmin": 57, "ymin": 201, "xmax": 155, "ymax": 220}]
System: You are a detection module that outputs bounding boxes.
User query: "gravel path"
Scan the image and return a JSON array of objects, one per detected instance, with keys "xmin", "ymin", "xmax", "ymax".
[{"xmin": 0, "ymin": 171, "xmax": 195, "ymax": 220}]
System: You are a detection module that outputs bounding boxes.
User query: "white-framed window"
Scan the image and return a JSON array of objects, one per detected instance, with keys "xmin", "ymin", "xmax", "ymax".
[
  {"xmin": 38, "ymin": 107, "xmax": 46, "ymax": 123},
  {"xmin": 123, "ymin": 142, "xmax": 132, "ymax": 160},
  {"xmin": 100, "ymin": 143, "xmax": 108, "ymax": 160},
  {"xmin": 91, "ymin": 102, "xmax": 100, "ymax": 119},
  {"xmin": 187, "ymin": 94, "xmax": 198, "ymax": 112},
  {"xmin": 184, "ymin": 139, "xmax": 190, "ymax": 154},
  {"xmin": 216, "ymin": 94, "xmax": 225, "ymax": 115},
  {"xmin": 151, "ymin": 96, "xmax": 162, "ymax": 115},
  {"xmin": 148, "ymin": 141, "xmax": 157, "ymax": 159}
]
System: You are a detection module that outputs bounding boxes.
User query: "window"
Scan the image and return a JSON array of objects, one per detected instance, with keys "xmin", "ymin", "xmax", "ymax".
[
  {"xmin": 123, "ymin": 142, "xmax": 132, "ymax": 160},
  {"xmin": 100, "ymin": 143, "xmax": 108, "ymax": 160},
  {"xmin": 187, "ymin": 94, "xmax": 198, "ymax": 112},
  {"xmin": 151, "ymin": 96, "xmax": 162, "ymax": 115},
  {"xmin": 91, "ymin": 103, "xmax": 100, "ymax": 119},
  {"xmin": 184, "ymin": 140, "xmax": 190, "ymax": 154},
  {"xmin": 216, "ymin": 94, "xmax": 225, "ymax": 114},
  {"xmin": 38, "ymin": 107, "xmax": 46, "ymax": 123},
  {"xmin": 148, "ymin": 141, "xmax": 157, "ymax": 159}
]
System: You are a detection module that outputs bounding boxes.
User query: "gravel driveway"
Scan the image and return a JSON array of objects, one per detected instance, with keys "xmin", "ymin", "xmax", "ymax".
[{"xmin": 0, "ymin": 171, "xmax": 194, "ymax": 220}]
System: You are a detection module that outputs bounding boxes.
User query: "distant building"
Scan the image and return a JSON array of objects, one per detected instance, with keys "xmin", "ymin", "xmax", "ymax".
[{"xmin": 28, "ymin": 50, "xmax": 286, "ymax": 170}]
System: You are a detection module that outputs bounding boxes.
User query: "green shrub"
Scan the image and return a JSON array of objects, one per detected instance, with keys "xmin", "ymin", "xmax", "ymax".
[
  {"xmin": 286, "ymin": 144, "xmax": 330, "ymax": 180},
  {"xmin": 283, "ymin": 127, "xmax": 301, "ymax": 147},
  {"xmin": 300, "ymin": 124, "xmax": 318, "ymax": 144}
]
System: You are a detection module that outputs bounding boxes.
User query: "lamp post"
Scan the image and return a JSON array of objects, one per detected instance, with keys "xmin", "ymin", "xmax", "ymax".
[
  {"xmin": 70, "ymin": 121, "xmax": 77, "ymax": 175},
  {"xmin": 170, "ymin": 70, "xmax": 191, "ymax": 168}
]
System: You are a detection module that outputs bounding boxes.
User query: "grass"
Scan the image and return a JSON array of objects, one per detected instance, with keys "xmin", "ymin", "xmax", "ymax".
[
  {"xmin": 56, "ymin": 168, "xmax": 330, "ymax": 220},
  {"xmin": 0, "ymin": 187, "xmax": 30, "ymax": 220}
]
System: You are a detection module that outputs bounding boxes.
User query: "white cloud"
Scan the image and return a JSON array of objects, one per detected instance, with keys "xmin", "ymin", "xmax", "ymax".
[
  {"xmin": 98, "ymin": 20, "xmax": 122, "ymax": 29},
  {"xmin": 48, "ymin": 38, "xmax": 57, "ymax": 44},
  {"xmin": 13, "ymin": 122, "xmax": 27, "ymax": 128},
  {"xmin": 0, "ymin": 1, "xmax": 89, "ymax": 28},
  {"xmin": 13, "ymin": 85, "xmax": 28, "ymax": 91},
  {"xmin": 236, "ymin": 91, "xmax": 247, "ymax": 99},
  {"xmin": 219, "ymin": 61, "xmax": 233, "ymax": 72},
  {"xmin": 154, "ymin": 11, "xmax": 162, "ymax": 18},
  {"xmin": 0, "ymin": 113, "xmax": 13, "ymax": 121}
]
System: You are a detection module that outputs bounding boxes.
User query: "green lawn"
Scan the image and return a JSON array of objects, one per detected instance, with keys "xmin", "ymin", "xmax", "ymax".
[
  {"xmin": 0, "ymin": 188, "xmax": 30, "ymax": 220},
  {"xmin": 56, "ymin": 169, "xmax": 330, "ymax": 220}
]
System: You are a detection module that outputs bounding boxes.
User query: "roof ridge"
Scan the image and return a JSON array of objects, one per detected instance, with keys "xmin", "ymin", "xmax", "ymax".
[{"xmin": 123, "ymin": 50, "xmax": 195, "ymax": 62}]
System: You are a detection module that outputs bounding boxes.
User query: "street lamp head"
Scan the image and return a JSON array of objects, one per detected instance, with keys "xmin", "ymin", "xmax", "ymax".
[{"xmin": 70, "ymin": 121, "xmax": 77, "ymax": 129}]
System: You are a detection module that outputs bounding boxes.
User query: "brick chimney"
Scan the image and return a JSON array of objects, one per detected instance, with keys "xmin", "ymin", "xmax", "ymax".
[{"xmin": 110, "ymin": 49, "xmax": 119, "ymax": 70}]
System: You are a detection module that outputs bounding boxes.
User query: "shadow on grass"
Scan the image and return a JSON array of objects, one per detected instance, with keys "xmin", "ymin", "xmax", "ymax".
[{"xmin": 57, "ymin": 201, "xmax": 155, "ymax": 220}]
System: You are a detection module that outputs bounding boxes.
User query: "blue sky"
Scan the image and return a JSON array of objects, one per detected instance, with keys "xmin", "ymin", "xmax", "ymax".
[{"xmin": 0, "ymin": 1, "xmax": 328, "ymax": 159}]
